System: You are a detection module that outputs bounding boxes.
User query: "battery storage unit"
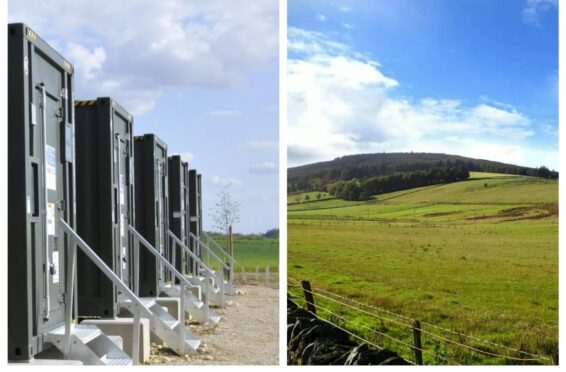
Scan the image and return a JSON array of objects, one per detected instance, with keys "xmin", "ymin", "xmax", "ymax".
[
  {"xmin": 8, "ymin": 23, "xmax": 75, "ymax": 360},
  {"xmin": 75, "ymin": 98, "xmax": 135, "ymax": 318},
  {"xmin": 197, "ymin": 173, "xmax": 203, "ymax": 239},
  {"xmin": 134, "ymin": 134, "xmax": 169, "ymax": 296},
  {"xmin": 188, "ymin": 169, "xmax": 201, "ymax": 265},
  {"xmin": 168, "ymin": 156, "xmax": 190, "ymax": 274}
]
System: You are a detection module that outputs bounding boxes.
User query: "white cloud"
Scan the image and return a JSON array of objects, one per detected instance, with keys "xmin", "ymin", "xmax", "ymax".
[
  {"xmin": 65, "ymin": 43, "xmax": 106, "ymax": 80},
  {"xmin": 288, "ymin": 28, "xmax": 556, "ymax": 169},
  {"xmin": 205, "ymin": 110, "xmax": 243, "ymax": 117},
  {"xmin": 9, "ymin": 0, "xmax": 278, "ymax": 115},
  {"xmin": 342, "ymin": 23, "xmax": 355, "ymax": 30},
  {"xmin": 178, "ymin": 152, "xmax": 195, "ymax": 163},
  {"xmin": 211, "ymin": 176, "xmax": 243, "ymax": 187},
  {"xmin": 522, "ymin": 0, "xmax": 558, "ymax": 26},
  {"xmin": 316, "ymin": 14, "xmax": 327, "ymax": 22},
  {"xmin": 250, "ymin": 162, "xmax": 277, "ymax": 174},
  {"xmin": 338, "ymin": 6, "xmax": 352, "ymax": 12}
]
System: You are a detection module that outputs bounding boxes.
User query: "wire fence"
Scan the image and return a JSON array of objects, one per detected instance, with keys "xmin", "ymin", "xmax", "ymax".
[{"xmin": 288, "ymin": 278, "xmax": 555, "ymax": 366}]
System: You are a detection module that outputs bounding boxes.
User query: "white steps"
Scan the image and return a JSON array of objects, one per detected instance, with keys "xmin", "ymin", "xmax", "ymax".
[
  {"xmin": 161, "ymin": 283, "xmax": 221, "ymax": 325},
  {"xmin": 45, "ymin": 324, "xmax": 132, "ymax": 365},
  {"xmin": 119, "ymin": 297, "xmax": 200, "ymax": 355}
]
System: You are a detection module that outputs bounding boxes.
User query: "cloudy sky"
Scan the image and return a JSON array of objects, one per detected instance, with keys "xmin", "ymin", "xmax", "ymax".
[
  {"xmin": 9, "ymin": 0, "xmax": 279, "ymax": 234},
  {"xmin": 288, "ymin": 0, "xmax": 558, "ymax": 170}
]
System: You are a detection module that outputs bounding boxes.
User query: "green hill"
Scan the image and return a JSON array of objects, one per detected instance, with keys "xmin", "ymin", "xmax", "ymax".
[{"xmin": 288, "ymin": 152, "xmax": 558, "ymax": 194}]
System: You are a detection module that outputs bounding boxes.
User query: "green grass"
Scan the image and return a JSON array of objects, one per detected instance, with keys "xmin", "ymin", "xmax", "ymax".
[
  {"xmin": 288, "ymin": 173, "xmax": 558, "ymax": 365},
  {"xmin": 205, "ymin": 234, "xmax": 279, "ymax": 272},
  {"xmin": 288, "ymin": 191, "xmax": 332, "ymax": 205}
]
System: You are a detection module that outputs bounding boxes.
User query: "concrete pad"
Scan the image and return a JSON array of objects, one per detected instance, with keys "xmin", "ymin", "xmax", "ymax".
[
  {"xmin": 155, "ymin": 297, "xmax": 180, "ymax": 320},
  {"xmin": 81, "ymin": 317, "xmax": 150, "ymax": 363}
]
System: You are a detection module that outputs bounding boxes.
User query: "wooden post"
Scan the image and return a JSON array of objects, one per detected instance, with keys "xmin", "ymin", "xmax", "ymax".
[
  {"xmin": 301, "ymin": 280, "xmax": 316, "ymax": 314},
  {"xmin": 412, "ymin": 320, "xmax": 423, "ymax": 365},
  {"xmin": 228, "ymin": 225, "xmax": 234, "ymax": 281}
]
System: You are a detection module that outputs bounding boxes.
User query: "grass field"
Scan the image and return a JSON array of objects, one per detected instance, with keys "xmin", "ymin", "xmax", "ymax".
[
  {"xmin": 288, "ymin": 173, "xmax": 558, "ymax": 365},
  {"xmin": 205, "ymin": 234, "xmax": 279, "ymax": 272}
]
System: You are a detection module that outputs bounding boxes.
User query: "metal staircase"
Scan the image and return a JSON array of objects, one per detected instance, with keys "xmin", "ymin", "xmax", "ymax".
[
  {"xmin": 45, "ymin": 324, "xmax": 131, "ymax": 365},
  {"xmin": 191, "ymin": 232, "xmax": 236, "ymax": 302},
  {"xmin": 165, "ymin": 230, "xmax": 225, "ymax": 314},
  {"xmin": 202, "ymin": 231, "xmax": 238, "ymax": 296},
  {"xmin": 118, "ymin": 297, "xmax": 200, "ymax": 354},
  {"xmin": 59, "ymin": 220, "xmax": 201, "ymax": 364},
  {"xmin": 162, "ymin": 231, "xmax": 226, "ymax": 310},
  {"xmin": 127, "ymin": 225, "xmax": 206, "ymax": 354}
]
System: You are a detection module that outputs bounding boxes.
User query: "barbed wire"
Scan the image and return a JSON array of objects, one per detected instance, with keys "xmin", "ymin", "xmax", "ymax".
[
  {"xmin": 288, "ymin": 278, "xmax": 552, "ymax": 364},
  {"xmin": 311, "ymin": 284, "xmax": 551, "ymax": 362},
  {"xmin": 305, "ymin": 299, "xmax": 453, "ymax": 365}
]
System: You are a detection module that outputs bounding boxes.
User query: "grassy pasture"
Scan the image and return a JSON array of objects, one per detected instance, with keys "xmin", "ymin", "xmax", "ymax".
[
  {"xmin": 204, "ymin": 234, "xmax": 279, "ymax": 272},
  {"xmin": 288, "ymin": 173, "xmax": 558, "ymax": 365}
]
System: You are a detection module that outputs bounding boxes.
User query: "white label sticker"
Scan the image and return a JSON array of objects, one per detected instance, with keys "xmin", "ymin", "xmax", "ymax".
[
  {"xmin": 46, "ymin": 146, "xmax": 57, "ymax": 190},
  {"xmin": 46, "ymin": 203, "xmax": 55, "ymax": 235},
  {"xmin": 52, "ymin": 251, "xmax": 59, "ymax": 283},
  {"xmin": 26, "ymin": 196, "xmax": 31, "ymax": 214}
]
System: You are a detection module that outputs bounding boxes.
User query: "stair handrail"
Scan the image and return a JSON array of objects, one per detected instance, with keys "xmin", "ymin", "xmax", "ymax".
[
  {"xmin": 169, "ymin": 230, "xmax": 225, "ymax": 300},
  {"xmin": 168, "ymin": 230, "xmax": 214, "ymax": 277},
  {"xmin": 189, "ymin": 232, "xmax": 230, "ymax": 274},
  {"xmin": 60, "ymin": 219, "xmax": 147, "ymax": 364},
  {"xmin": 129, "ymin": 225, "xmax": 203, "ymax": 353},
  {"xmin": 128, "ymin": 225, "xmax": 201, "ymax": 299},
  {"xmin": 201, "ymin": 231, "xmax": 237, "ymax": 264}
]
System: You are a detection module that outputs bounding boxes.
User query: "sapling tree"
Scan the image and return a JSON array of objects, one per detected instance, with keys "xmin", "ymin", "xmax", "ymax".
[{"xmin": 210, "ymin": 185, "xmax": 240, "ymax": 247}]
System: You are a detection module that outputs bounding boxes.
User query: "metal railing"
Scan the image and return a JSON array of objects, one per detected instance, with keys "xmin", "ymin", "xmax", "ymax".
[
  {"xmin": 168, "ymin": 230, "xmax": 224, "ymax": 298},
  {"xmin": 202, "ymin": 231, "xmax": 237, "ymax": 264},
  {"xmin": 189, "ymin": 232, "xmax": 230, "ymax": 282},
  {"xmin": 60, "ymin": 219, "xmax": 148, "ymax": 364},
  {"xmin": 128, "ymin": 225, "xmax": 213, "ymax": 354}
]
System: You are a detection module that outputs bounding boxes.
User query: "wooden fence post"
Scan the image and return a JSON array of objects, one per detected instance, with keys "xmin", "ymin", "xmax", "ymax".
[
  {"xmin": 301, "ymin": 280, "xmax": 316, "ymax": 314},
  {"xmin": 412, "ymin": 320, "xmax": 423, "ymax": 365}
]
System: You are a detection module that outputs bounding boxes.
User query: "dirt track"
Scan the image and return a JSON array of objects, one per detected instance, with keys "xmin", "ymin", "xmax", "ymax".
[{"xmin": 147, "ymin": 284, "xmax": 279, "ymax": 365}]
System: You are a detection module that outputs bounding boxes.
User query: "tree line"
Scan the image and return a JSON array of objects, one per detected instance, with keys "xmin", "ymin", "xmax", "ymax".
[
  {"xmin": 326, "ymin": 166, "xmax": 470, "ymax": 201},
  {"xmin": 288, "ymin": 152, "xmax": 558, "ymax": 194}
]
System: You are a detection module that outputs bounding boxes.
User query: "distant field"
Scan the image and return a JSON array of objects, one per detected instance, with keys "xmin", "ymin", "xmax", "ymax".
[
  {"xmin": 205, "ymin": 234, "xmax": 279, "ymax": 272},
  {"xmin": 288, "ymin": 173, "xmax": 558, "ymax": 365}
]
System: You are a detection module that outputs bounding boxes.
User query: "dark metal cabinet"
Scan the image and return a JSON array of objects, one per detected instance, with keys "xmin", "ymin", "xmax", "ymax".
[
  {"xmin": 134, "ymin": 134, "xmax": 168, "ymax": 296},
  {"xmin": 8, "ymin": 23, "xmax": 75, "ymax": 360},
  {"xmin": 168, "ymin": 156, "xmax": 189, "ymax": 274},
  {"xmin": 75, "ymin": 98, "xmax": 135, "ymax": 318},
  {"xmin": 188, "ymin": 169, "xmax": 200, "ymax": 262}
]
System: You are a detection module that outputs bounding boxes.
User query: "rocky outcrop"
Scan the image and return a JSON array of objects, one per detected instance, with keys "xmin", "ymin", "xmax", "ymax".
[{"xmin": 287, "ymin": 298, "xmax": 410, "ymax": 365}]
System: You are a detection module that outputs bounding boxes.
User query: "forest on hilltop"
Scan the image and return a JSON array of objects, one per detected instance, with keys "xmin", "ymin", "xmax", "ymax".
[{"xmin": 288, "ymin": 152, "xmax": 558, "ymax": 200}]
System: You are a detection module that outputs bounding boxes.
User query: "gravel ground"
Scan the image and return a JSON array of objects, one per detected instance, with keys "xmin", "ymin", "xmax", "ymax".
[{"xmin": 147, "ymin": 284, "xmax": 279, "ymax": 365}]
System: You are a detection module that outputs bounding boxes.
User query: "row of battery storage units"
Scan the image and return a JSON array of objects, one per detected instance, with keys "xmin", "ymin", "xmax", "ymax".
[{"xmin": 7, "ymin": 23, "xmax": 219, "ymax": 365}]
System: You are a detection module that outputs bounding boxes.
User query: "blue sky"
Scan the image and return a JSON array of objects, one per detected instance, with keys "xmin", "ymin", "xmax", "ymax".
[
  {"xmin": 288, "ymin": 0, "xmax": 558, "ymax": 170},
  {"xmin": 9, "ymin": 0, "xmax": 279, "ymax": 234}
]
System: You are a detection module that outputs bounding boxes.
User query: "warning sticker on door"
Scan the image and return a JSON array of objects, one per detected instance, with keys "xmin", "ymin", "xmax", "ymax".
[
  {"xmin": 52, "ymin": 251, "xmax": 60, "ymax": 284},
  {"xmin": 46, "ymin": 146, "xmax": 57, "ymax": 190},
  {"xmin": 46, "ymin": 203, "xmax": 56, "ymax": 235}
]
